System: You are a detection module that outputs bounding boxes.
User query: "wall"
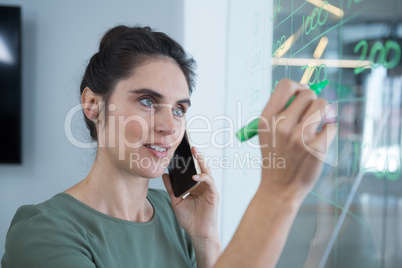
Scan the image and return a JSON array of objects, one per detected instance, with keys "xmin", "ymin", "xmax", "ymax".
[
  {"xmin": 183, "ymin": 0, "xmax": 228, "ymax": 243},
  {"xmin": 222, "ymin": 0, "xmax": 273, "ymax": 248},
  {"xmin": 0, "ymin": 0, "xmax": 184, "ymax": 257}
]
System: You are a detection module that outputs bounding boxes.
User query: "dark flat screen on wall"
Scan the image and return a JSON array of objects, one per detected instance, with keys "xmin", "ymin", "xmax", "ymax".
[{"xmin": 0, "ymin": 6, "xmax": 21, "ymax": 164}]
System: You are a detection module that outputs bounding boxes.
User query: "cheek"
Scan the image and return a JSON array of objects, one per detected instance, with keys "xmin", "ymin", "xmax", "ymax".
[
  {"xmin": 172, "ymin": 121, "xmax": 186, "ymax": 144},
  {"xmin": 169, "ymin": 125, "xmax": 187, "ymax": 152},
  {"xmin": 122, "ymin": 116, "xmax": 151, "ymax": 143},
  {"xmin": 104, "ymin": 109, "xmax": 151, "ymax": 146}
]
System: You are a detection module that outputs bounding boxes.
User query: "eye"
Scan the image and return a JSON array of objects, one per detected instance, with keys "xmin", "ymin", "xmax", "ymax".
[
  {"xmin": 173, "ymin": 106, "xmax": 185, "ymax": 117},
  {"xmin": 140, "ymin": 97, "xmax": 154, "ymax": 108}
]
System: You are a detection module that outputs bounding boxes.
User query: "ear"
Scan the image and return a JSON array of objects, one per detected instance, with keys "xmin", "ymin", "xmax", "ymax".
[{"xmin": 81, "ymin": 87, "xmax": 100, "ymax": 121}]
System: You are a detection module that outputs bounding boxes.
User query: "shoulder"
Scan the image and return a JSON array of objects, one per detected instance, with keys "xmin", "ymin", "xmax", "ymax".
[
  {"xmin": 2, "ymin": 196, "xmax": 94, "ymax": 268},
  {"xmin": 4, "ymin": 196, "xmax": 79, "ymax": 238},
  {"xmin": 5, "ymin": 197, "xmax": 75, "ymax": 233},
  {"xmin": 5, "ymin": 194, "xmax": 89, "ymax": 233},
  {"xmin": 6, "ymin": 195, "xmax": 68, "ymax": 222}
]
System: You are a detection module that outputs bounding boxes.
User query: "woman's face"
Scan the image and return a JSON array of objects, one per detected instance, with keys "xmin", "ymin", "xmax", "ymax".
[{"xmin": 99, "ymin": 58, "xmax": 190, "ymax": 178}]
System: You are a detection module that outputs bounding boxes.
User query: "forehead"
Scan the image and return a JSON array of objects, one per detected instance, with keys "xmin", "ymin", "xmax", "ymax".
[{"xmin": 115, "ymin": 58, "xmax": 190, "ymax": 100}]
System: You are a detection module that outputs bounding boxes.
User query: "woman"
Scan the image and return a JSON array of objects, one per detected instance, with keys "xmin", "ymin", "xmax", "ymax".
[{"xmin": 2, "ymin": 25, "xmax": 335, "ymax": 268}]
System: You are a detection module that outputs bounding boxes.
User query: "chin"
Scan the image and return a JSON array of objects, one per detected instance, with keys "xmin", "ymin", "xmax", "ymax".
[
  {"xmin": 126, "ymin": 147, "xmax": 172, "ymax": 177},
  {"xmin": 144, "ymin": 168, "xmax": 166, "ymax": 179}
]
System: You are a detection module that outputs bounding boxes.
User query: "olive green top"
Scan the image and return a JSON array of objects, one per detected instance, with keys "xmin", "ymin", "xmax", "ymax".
[{"xmin": 2, "ymin": 189, "xmax": 196, "ymax": 268}]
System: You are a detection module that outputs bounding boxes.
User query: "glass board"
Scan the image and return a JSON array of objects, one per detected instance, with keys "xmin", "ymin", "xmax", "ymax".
[{"xmin": 226, "ymin": 0, "xmax": 402, "ymax": 267}]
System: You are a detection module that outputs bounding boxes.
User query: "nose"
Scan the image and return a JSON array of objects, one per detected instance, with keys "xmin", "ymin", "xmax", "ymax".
[{"xmin": 154, "ymin": 107, "xmax": 176, "ymax": 135}]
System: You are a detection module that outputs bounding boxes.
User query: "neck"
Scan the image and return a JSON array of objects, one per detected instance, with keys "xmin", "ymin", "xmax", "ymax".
[{"xmin": 65, "ymin": 148, "xmax": 153, "ymax": 223}]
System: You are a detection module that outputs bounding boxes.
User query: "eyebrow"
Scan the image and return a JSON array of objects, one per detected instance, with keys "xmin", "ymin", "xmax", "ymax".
[{"xmin": 130, "ymin": 88, "xmax": 191, "ymax": 107}]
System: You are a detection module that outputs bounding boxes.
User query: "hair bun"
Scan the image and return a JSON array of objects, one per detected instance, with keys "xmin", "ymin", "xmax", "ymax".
[
  {"xmin": 99, "ymin": 25, "xmax": 131, "ymax": 51},
  {"xmin": 99, "ymin": 25, "xmax": 153, "ymax": 52}
]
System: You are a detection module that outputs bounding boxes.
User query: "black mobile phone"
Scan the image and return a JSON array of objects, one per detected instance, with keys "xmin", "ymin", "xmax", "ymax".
[{"xmin": 167, "ymin": 130, "xmax": 200, "ymax": 198}]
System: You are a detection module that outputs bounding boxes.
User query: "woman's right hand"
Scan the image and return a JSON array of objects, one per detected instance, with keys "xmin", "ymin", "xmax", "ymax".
[
  {"xmin": 257, "ymin": 79, "xmax": 337, "ymax": 205},
  {"xmin": 214, "ymin": 79, "xmax": 337, "ymax": 268}
]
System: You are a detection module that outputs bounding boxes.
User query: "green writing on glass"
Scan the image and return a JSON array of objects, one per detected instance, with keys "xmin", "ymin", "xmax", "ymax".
[
  {"xmin": 251, "ymin": 49, "xmax": 262, "ymax": 70},
  {"xmin": 301, "ymin": 64, "xmax": 327, "ymax": 85},
  {"xmin": 249, "ymin": 87, "xmax": 260, "ymax": 107},
  {"xmin": 271, "ymin": 80, "xmax": 280, "ymax": 92},
  {"xmin": 272, "ymin": 35, "xmax": 286, "ymax": 57},
  {"xmin": 252, "ymin": 12, "xmax": 260, "ymax": 35},
  {"xmin": 352, "ymin": 142, "xmax": 401, "ymax": 181},
  {"xmin": 347, "ymin": 0, "xmax": 366, "ymax": 10},
  {"xmin": 269, "ymin": 0, "xmax": 282, "ymax": 21},
  {"xmin": 354, "ymin": 40, "xmax": 401, "ymax": 74},
  {"xmin": 302, "ymin": 2, "xmax": 329, "ymax": 36}
]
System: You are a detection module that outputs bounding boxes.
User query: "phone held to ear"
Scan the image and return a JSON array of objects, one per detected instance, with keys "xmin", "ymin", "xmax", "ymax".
[{"xmin": 167, "ymin": 130, "xmax": 201, "ymax": 199}]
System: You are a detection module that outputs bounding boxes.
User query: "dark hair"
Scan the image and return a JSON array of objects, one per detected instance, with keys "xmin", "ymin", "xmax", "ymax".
[{"xmin": 80, "ymin": 25, "xmax": 197, "ymax": 141}]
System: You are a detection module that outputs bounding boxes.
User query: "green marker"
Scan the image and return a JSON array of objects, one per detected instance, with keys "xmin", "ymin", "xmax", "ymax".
[{"xmin": 236, "ymin": 80, "xmax": 329, "ymax": 142}]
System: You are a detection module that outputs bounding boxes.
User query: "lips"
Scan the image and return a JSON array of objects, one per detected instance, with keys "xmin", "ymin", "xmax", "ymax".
[
  {"xmin": 143, "ymin": 143, "xmax": 170, "ymax": 158},
  {"xmin": 144, "ymin": 143, "xmax": 170, "ymax": 150}
]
